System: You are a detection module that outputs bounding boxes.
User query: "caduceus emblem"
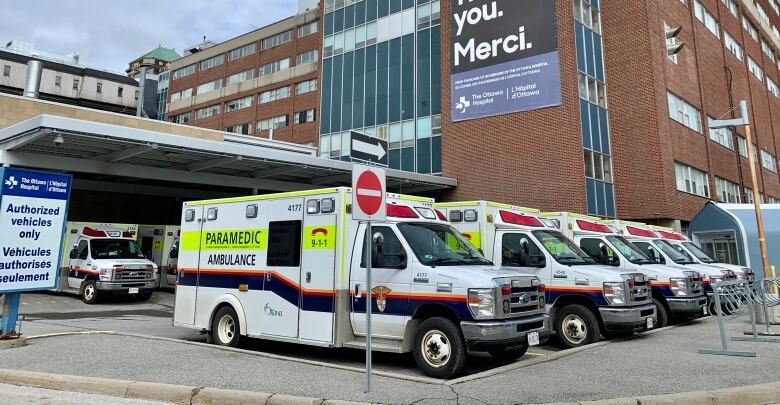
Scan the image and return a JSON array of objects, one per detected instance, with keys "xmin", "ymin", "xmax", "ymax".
[{"xmin": 371, "ymin": 285, "xmax": 392, "ymax": 313}]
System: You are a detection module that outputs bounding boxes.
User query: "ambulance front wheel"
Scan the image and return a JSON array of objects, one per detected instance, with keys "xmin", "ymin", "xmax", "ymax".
[
  {"xmin": 413, "ymin": 317, "xmax": 466, "ymax": 379},
  {"xmin": 211, "ymin": 306, "xmax": 241, "ymax": 347},
  {"xmin": 80, "ymin": 280, "xmax": 99, "ymax": 305},
  {"xmin": 555, "ymin": 305, "xmax": 599, "ymax": 348}
]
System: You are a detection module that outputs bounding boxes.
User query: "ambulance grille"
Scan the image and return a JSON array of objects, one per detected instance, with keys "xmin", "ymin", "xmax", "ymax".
[
  {"xmin": 504, "ymin": 277, "xmax": 543, "ymax": 318},
  {"xmin": 115, "ymin": 267, "xmax": 148, "ymax": 281},
  {"xmin": 684, "ymin": 271, "xmax": 703, "ymax": 295},
  {"xmin": 627, "ymin": 273, "xmax": 650, "ymax": 304}
]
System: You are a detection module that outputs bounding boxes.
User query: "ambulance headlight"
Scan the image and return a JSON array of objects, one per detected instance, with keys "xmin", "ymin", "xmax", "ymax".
[
  {"xmin": 669, "ymin": 278, "xmax": 688, "ymax": 296},
  {"xmin": 468, "ymin": 288, "xmax": 496, "ymax": 319},
  {"xmin": 99, "ymin": 268, "xmax": 113, "ymax": 281},
  {"xmin": 307, "ymin": 199, "xmax": 320, "ymax": 214},
  {"xmin": 321, "ymin": 198, "xmax": 335, "ymax": 213},
  {"xmin": 603, "ymin": 282, "xmax": 626, "ymax": 305}
]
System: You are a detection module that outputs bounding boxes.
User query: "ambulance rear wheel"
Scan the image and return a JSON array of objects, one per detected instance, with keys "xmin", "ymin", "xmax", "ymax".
[
  {"xmin": 555, "ymin": 305, "xmax": 599, "ymax": 348},
  {"xmin": 413, "ymin": 317, "xmax": 466, "ymax": 379},
  {"xmin": 488, "ymin": 344, "xmax": 528, "ymax": 362},
  {"xmin": 80, "ymin": 281, "xmax": 99, "ymax": 305},
  {"xmin": 212, "ymin": 306, "xmax": 241, "ymax": 347}
]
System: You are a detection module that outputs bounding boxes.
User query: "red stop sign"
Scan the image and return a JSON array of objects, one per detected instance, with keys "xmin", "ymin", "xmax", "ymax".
[{"xmin": 355, "ymin": 170, "xmax": 384, "ymax": 216}]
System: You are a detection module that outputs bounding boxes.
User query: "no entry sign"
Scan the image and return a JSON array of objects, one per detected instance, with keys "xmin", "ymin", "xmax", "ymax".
[{"xmin": 352, "ymin": 164, "xmax": 386, "ymax": 221}]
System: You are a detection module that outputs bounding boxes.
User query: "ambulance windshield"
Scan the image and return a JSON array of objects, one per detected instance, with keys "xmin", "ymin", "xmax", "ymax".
[
  {"xmin": 397, "ymin": 223, "xmax": 492, "ymax": 266},
  {"xmin": 604, "ymin": 236, "xmax": 653, "ymax": 264},
  {"xmin": 532, "ymin": 230, "xmax": 596, "ymax": 265},
  {"xmin": 680, "ymin": 242, "xmax": 716, "ymax": 263},
  {"xmin": 653, "ymin": 240, "xmax": 696, "ymax": 264},
  {"xmin": 90, "ymin": 239, "xmax": 146, "ymax": 260}
]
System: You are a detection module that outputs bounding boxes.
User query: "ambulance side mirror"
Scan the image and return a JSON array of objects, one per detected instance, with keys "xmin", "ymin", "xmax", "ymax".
[{"xmin": 69, "ymin": 244, "xmax": 78, "ymax": 259}]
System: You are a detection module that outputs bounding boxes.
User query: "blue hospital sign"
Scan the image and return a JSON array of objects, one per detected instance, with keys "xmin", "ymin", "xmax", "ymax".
[
  {"xmin": 0, "ymin": 168, "xmax": 72, "ymax": 293},
  {"xmin": 450, "ymin": 0, "xmax": 561, "ymax": 122}
]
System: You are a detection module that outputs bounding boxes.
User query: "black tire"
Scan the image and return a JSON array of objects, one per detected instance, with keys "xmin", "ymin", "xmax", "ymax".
[
  {"xmin": 653, "ymin": 298, "xmax": 670, "ymax": 328},
  {"xmin": 211, "ymin": 306, "xmax": 241, "ymax": 347},
  {"xmin": 412, "ymin": 317, "xmax": 467, "ymax": 379},
  {"xmin": 80, "ymin": 280, "xmax": 100, "ymax": 304},
  {"xmin": 555, "ymin": 305, "xmax": 600, "ymax": 349},
  {"xmin": 135, "ymin": 291, "xmax": 153, "ymax": 301},
  {"xmin": 488, "ymin": 344, "xmax": 529, "ymax": 362}
]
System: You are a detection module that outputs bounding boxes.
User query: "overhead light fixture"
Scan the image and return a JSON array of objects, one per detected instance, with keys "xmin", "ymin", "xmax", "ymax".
[{"xmin": 53, "ymin": 134, "xmax": 64, "ymax": 146}]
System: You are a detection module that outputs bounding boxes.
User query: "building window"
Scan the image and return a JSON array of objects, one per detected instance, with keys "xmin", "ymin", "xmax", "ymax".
[
  {"xmin": 2, "ymin": 65, "xmax": 9, "ymax": 77},
  {"xmin": 257, "ymin": 115, "xmax": 289, "ymax": 131},
  {"xmin": 767, "ymin": 195, "xmax": 780, "ymax": 204},
  {"xmin": 694, "ymin": 1, "xmax": 719, "ymax": 38},
  {"xmin": 667, "ymin": 92, "xmax": 703, "ymax": 132},
  {"xmin": 135, "ymin": 90, "xmax": 139, "ymax": 100},
  {"xmin": 54, "ymin": 75, "xmax": 62, "ymax": 87},
  {"xmin": 768, "ymin": 78, "xmax": 780, "ymax": 99},
  {"xmin": 745, "ymin": 186, "xmax": 755, "ymax": 204},
  {"xmin": 170, "ymin": 88, "xmax": 193, "ymax": 102},
  {"xmin": 96, "ymin": 82, "xmax": 103, "ymax": 94},
  {"xmin": 708, "ymin": 118, "xmax": 734, "ymax": 149},
  {"xmin": 170, "ymin": 112, "xmax": 192, "ymax": 124},
  {"xmin": 117, "ymin": 87, "xmax": 123, "ymax": 97},
  {"xmin": 298, "ymin": 20, "xmax": 318, "ymax": 37},
  {"xmin": 757, "ymin": 2, "xmax": 769, "ymax": 23},
  {"xmin": 229, "ymin": 43, "xmax": 256, "ymax": 61},
  {"xmin": 675, "ymin": 162, "xmax": 710, "ymax": 197},
  {"xmin": 196, "ymin": 79, "xmax": 222, "ymax": 94},
  {"xmin": 721, "ymin": 0, "xmax": 738, "ymax": 16},
  {"xmin": 715, "ymin": 177, "xmax": 741, "ymax": 203},
  {"xmin": 261, "ymin": 30, "xmax": 293, "ymax": 50},
  {"xmin": 260, "ymin": 58, "xmax": 290, "ymax": 76},
  {"xmin": 578, "ymin": 72, "xmax": 607, "ymax": 108},
  {"xmin": 583, "ymin": 149, "xmax": 613, "ymax": 182},
  {"xmin": 294, "ymin": 109, "xmax": 316, "ymax": 124},
  {"xmin": 573, "ymin": 0, "xmax": 601, "ymax": 34},
  {"xmin": 743, "ymin": 17, "xmax": 758, "ymax": 42},
  {"xmin": 227, "ymin": 69, "xmax": 255, "ymax": 84},
  {"xmin": 761, "ymin": 149, "xmax": 778, "ymax": 172},
  {"xmin": 772, "ymin": 0, "xmax": 780, "ymax": 15},
  {"xmin": 195, "ymin": 104, "xmax": 221, "ymax": 120},
  {"xmin": 73, "ymin": 78, "xmax": 80, "ymax": 90},
  {"xmin": 224, "ymin": 123, "xmax": 251, "ymax": 134},
  {"xmin": 296, "ymin": 49, "xmax": 319, "ymax": 65},
  {"xmin": 737, "ymin": 136, "xmax": 759, "ymax": 161},
  {"xmin": 225, "ymin": 96, "xmax": 253, "ymax": 113},
  {"xmin": 173, "ymin": 64, "xmax": 195, "ymax": 79},
  {"xmin": 258, "ymin": 86, "xmax": 290, "ymax": 104},
  {"xmin": 762, "ymin": 40, "xmax": 776, "ymax": 62},
  {"xmin": 200, "ymin": 54, "xmax": 225, "ymax": 71},
  {"xmin": 724, "ymin": 31, "xmax": 744, "ymax": 62},
  {"xmin": 296, "ymin": 79, "xmax": 317, "ymax": 95},
  {"xmin": 748, "ymin": 57, "xmax": 764, "ymax": 83}
]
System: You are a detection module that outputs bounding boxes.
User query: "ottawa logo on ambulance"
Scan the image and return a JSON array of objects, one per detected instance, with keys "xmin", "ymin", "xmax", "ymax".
[{"xmin": 371, "ymin": 285, "xmax": 392, "ymax": 313}]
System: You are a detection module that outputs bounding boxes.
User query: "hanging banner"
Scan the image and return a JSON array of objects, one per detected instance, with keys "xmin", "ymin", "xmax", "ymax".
[
  {"xmin": 0, "ymin": 168, "xmax": 72, "ymax": 293},
  {"xmin": 450, "ymin": 0, "xmax": 561, "ymax": 122}
]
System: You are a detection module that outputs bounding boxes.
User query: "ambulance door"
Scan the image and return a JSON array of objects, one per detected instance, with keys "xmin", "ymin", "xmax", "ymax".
[
  {"xmin": 259, "ymin": 197, "xmax": 305, "ymax": 339},
  {"xmin": 173, "ymin": 206, "xmax": 204, "ymax": 325},
  {"xmin": 298, "ymin": 204, "xmax": 337, "ymax": 343},
  {"xmin": 68, "ymin": 239, "xmax": 90, "ymax": 289}
]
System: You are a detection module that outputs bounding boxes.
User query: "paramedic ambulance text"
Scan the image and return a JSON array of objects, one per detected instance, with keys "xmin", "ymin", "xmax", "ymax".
[{"xmin": 453, "ymin": 1, "xmax": 533, "ymax": 68}]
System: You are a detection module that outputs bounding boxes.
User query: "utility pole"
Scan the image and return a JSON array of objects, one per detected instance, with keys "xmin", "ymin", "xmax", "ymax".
[{"xmin": 709, "ymin": 100, "xmax": 770, "ymax": 278}]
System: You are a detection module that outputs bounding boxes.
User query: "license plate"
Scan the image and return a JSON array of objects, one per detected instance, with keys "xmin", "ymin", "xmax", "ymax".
[
  {"xmin": 703, "ymin": 306, "xmax": 708, "ymax": 316},
  {"xmin": 527, "ymin": 331, "xmax": 540, "ymax": 346},
  {"xmin": 646, "ymin": 317, "xmax": 654, "ymax": 329},
  {"xmin": 128, "ymin": 288, "xmax": 139, "ymax": 294}
]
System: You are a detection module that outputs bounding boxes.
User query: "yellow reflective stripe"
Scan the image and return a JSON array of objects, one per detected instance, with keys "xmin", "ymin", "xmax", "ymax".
[
  {"xmin": 340, "ymin": 191, "xmax": 348, "ymax": 282},
  {"xmin": 304, "ymin": 225, "xmax": 336, "ymax": 250},
  {"xmin": 182, "ymin": 229, "xmax": 269, "ymax": 251},
  {"xmin": 433, "ymin": 201, "xmax": 482, "ymax": 208},
  {"xmin": 181, "ymin": 231, "xmax": 201, "ymax": 251},
  {"xmin": 461, "ymin": 231, "xmax": 481, "ymax": 249},
  {"xmin": 185, "ymin": 188, "xmax": 342, "ymax": 206}
]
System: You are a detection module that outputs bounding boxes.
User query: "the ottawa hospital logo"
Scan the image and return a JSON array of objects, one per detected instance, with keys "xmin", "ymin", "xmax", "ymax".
[
  {"xmin": 4, "ymin": 176, "xmax": 17, "ymax": 189},
  {"xmin": 371, "ymin": 285, "xmax": 392, "ymax": 313},
  {"xmin": 455, "ymin": 96, "xmax": 471, "ymax": 114}
]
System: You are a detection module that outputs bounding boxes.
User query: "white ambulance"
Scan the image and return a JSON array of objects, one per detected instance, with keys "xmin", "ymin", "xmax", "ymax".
[
  {"xmin": 603, "ymin": 220, "xmax": 737, "ymax": 310},
  {"xmin": 137, "ymin": 225, "xmax": 181, "ymax": 289},
  {"xmin": 541, "ymin": 213, "xmax": 707, "ymax": 328},
  {"xmin": 166, "ymin": 229, "xmax": 181, "ymax": 288},
  {"xmin": 172, "ymin": 188, "xmax": 549, "ymax": 378},
  {"xmin": 435, "ymin": 202, "xmax": 655, "ymax": 348},
  {"xmin": 59, "ymin": 222, "xmax": 158, "ymax": 304},
  {"xmin": 652, "ymin": 226, "xmax": 753, "ymax": 282}
]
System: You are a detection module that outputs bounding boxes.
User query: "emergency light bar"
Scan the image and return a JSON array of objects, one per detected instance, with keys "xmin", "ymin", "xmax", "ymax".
[
  {"xmin": 387, "ymin": 204, "xmax": 418, "ymax": 218},
  {"xmin": 499, "ymin": 210, "xmax": 544, "ymax": 227},
  {"xmin": 657, "ymin": 230, "xmax": 686, "ymax": 241},
  {"xmin": 576, "ymin": 220, "xmax": 612, "ymax": 233},
  {"xmin": 82, "ymin": 227, "xmax": 108, "ymax": 237},
  {"xmin": 626, "ymin": 226, "xmax": 657, "ymax": 238},
  {"xmin": 434, "ymin": 209, "xmax": 447, "ymax": 221}
]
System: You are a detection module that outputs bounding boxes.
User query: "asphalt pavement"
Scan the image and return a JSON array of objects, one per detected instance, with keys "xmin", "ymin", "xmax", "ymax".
[{"xmin": 0, "ymin": 382, "xmax": 173, "ymax": 405}]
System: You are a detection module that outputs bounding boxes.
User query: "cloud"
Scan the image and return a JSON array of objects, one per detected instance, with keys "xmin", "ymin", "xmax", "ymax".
[{"xmin": 0, "ymin": 0, "xmax": 298, "ymax": 73}]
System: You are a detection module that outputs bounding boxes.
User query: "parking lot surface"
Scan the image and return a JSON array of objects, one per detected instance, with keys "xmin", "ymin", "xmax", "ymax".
[{"xmin": 4, "ymin": 291, "xmax": 780, "ymax": 404}]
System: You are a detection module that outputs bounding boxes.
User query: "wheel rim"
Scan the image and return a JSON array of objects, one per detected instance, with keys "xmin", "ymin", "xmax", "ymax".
[
  {"xmin": 420, "ymin": 329, "xmax": 451, "ymax": 368},
  {"xmin": 217, "ymin": 315, "xmax": 235, "ymax": 344},
  {"xmin": 84, "ymin": 284, "xmax": 95, "ymax": 301},
  {"xmin": 561, "ymin": 314, "xmax": 588, "ymax": 344}
]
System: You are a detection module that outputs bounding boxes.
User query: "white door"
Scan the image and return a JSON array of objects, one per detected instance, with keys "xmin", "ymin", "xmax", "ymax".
[
  {"xmin": 298, "ymin": 211, "xmax": 337, "ymax": 343},
  {"xmin": 68, "ymin": 239, "xmax": 90, "ymax": 289},
  {"xmin": 173, "ymin": 206, "xmax": 204, "ymax": 325}
]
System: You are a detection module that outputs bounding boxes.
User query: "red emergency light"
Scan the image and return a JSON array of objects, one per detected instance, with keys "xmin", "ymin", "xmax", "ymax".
[
  {"xmin": 82, "ymin": 227, "xmax": 108, "ymax": 237},
  {"xmin": 499, "ymin": 210, "xmax": 544, "ymax": 227},
  {"xmin": 122, "ymin": 231, "xmax": 134, "ymax": 238},
  {"xmin": 576, "ymin": 220, "xmax": 612, "ymax": 233},
  {"xmin": 387, "ymin": 204, "xmax": 418, "ymax": 218},
  {"xmin": 626, "ymin": 226, "xmax": 658, "ymax": 238},
  {"xmin": 657, "ymin": 230, "xmax": 686, "ymax": 241},
  {"xmin": 435, "ymin": 209, "xmax": 447, "ymax": 221}
]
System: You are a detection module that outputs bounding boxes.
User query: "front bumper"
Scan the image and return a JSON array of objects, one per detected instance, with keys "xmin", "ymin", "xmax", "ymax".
[
  {"xmin": 461, "ymin": 314, "xmax": 550, "ymax": 351},
  {"xmin": 96, "ymin": 281, "xmax": 156, "ymax": 294},
  {"xmin": 599, "ymin": 303, "xmax": 656, "ymax": 333},
  {"xmin": 667, "ymin": 295, "xmax": 708, "ymax": 316}
]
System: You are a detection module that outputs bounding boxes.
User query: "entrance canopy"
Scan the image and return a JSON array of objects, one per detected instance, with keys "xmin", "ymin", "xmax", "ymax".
[{"xmin": 0, "ymin": 114, "xmax": 456, "ymax": 195}]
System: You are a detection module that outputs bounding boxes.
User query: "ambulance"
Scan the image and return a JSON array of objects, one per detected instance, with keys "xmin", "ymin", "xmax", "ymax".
[
  {"xmin": 435, "ymin": 202, "xmax": 655, "ymax": 348},
  {"xmin": 603, "ymin": 220, "xmax": 737, "ymax": 311},
  {"xmin": 541, "ymin": 213, "xmax": 707, "ymax": 328},
  {"xmin": 58, "ymin": 222, "xmax": 158, "ymax": 304},
  {"xmin": 652, "ymin": 226, "xmax": 753, "ymax": 282},
  {"xmin": 172, "ymin": 188, "xmax": 549, "ymax": 378},
  {"xmin": 136, "ymin": 225, "xmax": 181, "ymax": 289},
  {"xmin": 166, "ymin": 230, "xmax": 181, "ymax": 288}
]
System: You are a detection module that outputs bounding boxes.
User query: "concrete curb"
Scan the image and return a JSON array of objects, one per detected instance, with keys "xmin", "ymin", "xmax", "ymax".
[{"xmin": 0, "ymin": 337, "xmax": 26, "ymax": 350}]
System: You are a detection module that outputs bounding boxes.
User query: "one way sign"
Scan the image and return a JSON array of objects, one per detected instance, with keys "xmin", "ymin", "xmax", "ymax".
[{"xmin": 350, "ymin": 131, "xmax": 388, "ymax": 167}]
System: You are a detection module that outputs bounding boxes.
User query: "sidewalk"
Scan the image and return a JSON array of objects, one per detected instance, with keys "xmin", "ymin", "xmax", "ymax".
[{"xmin": 2, "ymin": 317, "xmax": 780, "ymax": 404}]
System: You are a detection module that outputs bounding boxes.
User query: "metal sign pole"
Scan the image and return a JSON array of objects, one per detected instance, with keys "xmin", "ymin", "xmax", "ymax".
[{"xmin": 365, "ymin": 221, "xmax": 372, "ymax": 393}]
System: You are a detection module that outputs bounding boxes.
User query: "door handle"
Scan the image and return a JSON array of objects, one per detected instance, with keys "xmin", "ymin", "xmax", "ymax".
[
  {"xmin": 306, "ymin": 272, "xmax": 311, "ymax": 283},
  {"xmin": 266, "ymin": 273, "xmax": 272, "ymax": 282},
  {"xmin": 354, "ymin": 284, "xmax": 360, "ymax": 298}
]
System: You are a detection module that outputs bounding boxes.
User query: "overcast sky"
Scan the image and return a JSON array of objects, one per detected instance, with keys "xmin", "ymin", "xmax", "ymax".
[{"xmin": 0, "ymin": 0, "xmax": 298, "ymax": 74}]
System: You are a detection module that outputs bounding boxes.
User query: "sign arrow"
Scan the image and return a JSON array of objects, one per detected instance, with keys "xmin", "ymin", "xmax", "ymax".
[
  {"xmin": 350, "ymin": 131, "xmax": 388, "ymax": 167},
  {"xmin": 353, "ymin": 139, "xmax": 386, "ymax": 160}
]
